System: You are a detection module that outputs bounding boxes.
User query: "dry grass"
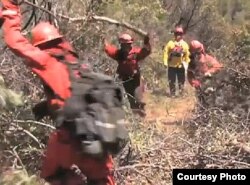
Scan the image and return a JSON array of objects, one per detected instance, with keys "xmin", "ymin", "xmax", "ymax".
[
  {"xmin": 0, "ymin": 169, "xmax": 45, "ymax": 185},
  {"xmin": 0, "ymin": 0, "xmax": 249, "ymax": 184}
]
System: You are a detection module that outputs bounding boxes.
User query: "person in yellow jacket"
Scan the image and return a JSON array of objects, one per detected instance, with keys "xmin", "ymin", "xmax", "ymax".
[{"xmin": 163, "ymin": 26, "xmax": 190, "ymax": 97}]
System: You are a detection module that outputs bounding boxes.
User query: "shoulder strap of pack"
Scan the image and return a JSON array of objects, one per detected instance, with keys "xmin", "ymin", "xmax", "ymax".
[
  {"xmin": 49, "ymin": 50, "xmax": 110, "ymax": 99},
  {"xmin": 117, "ymin": 49, "xmax": 139, "ymax": 61},
  {"xmin": 49, "ymin": 48, "xmax": 91, "ymax": 79},
  {"xmin": 173, "ymin": 40, "xmax": 180, "ymax": 47}
]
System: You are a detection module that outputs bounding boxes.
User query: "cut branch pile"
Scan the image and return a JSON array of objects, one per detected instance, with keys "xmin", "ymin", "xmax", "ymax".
[{"xmin": 0, "ymin": 0, "xmax": 249, "ymax": 185}]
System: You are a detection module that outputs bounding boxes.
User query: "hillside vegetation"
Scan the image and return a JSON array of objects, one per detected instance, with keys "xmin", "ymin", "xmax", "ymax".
[{"xmin": 0, "ymin": 0, "xmax": 249, "ymax": 184}]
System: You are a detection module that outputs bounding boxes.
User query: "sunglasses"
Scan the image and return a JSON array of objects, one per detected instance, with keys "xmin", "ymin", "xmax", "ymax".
[
  {"xmin": 192, "ymin": 50, "xmax": 202, "ymax": 55},
  {"xmin": 175, "ymin": 31, "xmax": 184, "ymax": 35},
  {"xmin": 120, "ymin": 43, "xmax": 132, "ymax": 47}
]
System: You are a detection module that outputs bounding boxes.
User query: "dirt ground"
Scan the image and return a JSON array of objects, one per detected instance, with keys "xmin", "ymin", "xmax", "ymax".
[{"xmin": 142, "ymin": 85, "xmax": 196, "ymax": 133}]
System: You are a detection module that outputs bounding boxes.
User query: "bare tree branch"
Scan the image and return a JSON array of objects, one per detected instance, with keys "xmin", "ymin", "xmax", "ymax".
[
  {"xmin": 23, "ymin": 0, "xmax": 148, "ymax": 36},
  {"xmin": 23, "ymin": 0, "xmax": 59, "ymax": 21},
  {"xmin": 91, "ymin": 16, "xmax": 148, "ymax": 36},
  {"xmin": 21, "ymin": 0, "xmax": 36, "ymax": 31},
  {"xmin": 184, "ymin": 0, "xmax": 198, "ymax": 31}
]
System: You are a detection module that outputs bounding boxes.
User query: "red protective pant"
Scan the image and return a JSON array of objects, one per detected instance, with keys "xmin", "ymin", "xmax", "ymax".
[
  {"xmin": 121, "ymin": 72, "xmax": 145, "ymax": 110},
  {"xmin": 41, "ymin": 129, "xmax": 115, "ymax": 185}
]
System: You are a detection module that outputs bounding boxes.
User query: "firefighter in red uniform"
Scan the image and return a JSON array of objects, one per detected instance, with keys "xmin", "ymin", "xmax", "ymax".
[
  {"xmin": 104, "ymin": 33, "xmax": 151, "ymax": 117},
  {"xmin": 187, "ymin": 40, "xmax": 223, "ymax": 88},
  {"xmin": 1, "ymin": 0, "xmax": 117, "ymax": 184},
  {"xmin": 188, "ymin": 40, "xmax": 223, "ymax": 105}
]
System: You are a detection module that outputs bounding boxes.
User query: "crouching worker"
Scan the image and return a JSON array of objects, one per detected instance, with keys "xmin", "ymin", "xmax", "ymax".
[
  {"xmin": 188, "ymin": 40, "xmax": 223, "ymax": 105},
  {"xmin": 1, "ymin": 0, "xmax": 128, "ymax": 184},
  {"xmin": 104, "ymin": 33, "xmax": 151, "ymax": 117}
]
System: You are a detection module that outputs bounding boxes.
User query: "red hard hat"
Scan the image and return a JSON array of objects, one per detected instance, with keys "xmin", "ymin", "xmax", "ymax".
[
  {"xmin": 190, "ymin": 40, "xmax": 205, "ymax": 53},
  {"xmin": 31, "ymin": 22, "xmax": 63, "ymax": 46},
  {"xmin": 119, "ymin": 33, "xmax": 133, "ymax": 44},
  {"xmin": 174, "ymin": 26, "xmax": 184, "ymax": 34}
]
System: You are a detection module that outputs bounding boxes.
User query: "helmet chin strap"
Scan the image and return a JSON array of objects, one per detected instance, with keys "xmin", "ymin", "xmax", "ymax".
[
  {"xmin": 120, "ymin": 45, "xmax": 132, "ymax": 53},
  {"xmin": 175, "ymin": 36, "xmax": 183, "ymax": 42}
]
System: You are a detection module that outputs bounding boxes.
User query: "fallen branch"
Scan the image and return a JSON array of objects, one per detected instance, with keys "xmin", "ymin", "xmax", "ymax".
[
  {"xmin": 14, "ymin": 119, "xmax": 55, "ymax": 130},
  {"xmin": 132, "ymin": 168, "xmax": 154, "ymax": 185},
  {"xmin": 12, "ymin": 146, "xmax": 26, "ymax": 171},
  {"xmin": 231, "ymin": 140, "xmax": 250, "ymax": 154},
  {"xmin": 10, "ymin": 123, "xmax": 45, "ymax": 148},
  {"xmin": 115, "ymin": 163, "xmax": 169, "ymax": 171},
  {"xmin": 231, "ymin": 160, "xmax": 250, "ymax": 167},
  {"xmin": 23, "ymin": 0, "xmax": 148, "ymax": 37}
]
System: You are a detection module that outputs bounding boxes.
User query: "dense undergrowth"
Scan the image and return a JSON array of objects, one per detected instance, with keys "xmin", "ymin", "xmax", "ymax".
[{"xmin": 0, "ymin": 0, "xmax": 249, "ymax": 184}]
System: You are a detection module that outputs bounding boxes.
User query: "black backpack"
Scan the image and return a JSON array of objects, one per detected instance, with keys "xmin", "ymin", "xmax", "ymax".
[{"xmin": 51, "ymin": 53, "xmax": 129, "ymax": 158}]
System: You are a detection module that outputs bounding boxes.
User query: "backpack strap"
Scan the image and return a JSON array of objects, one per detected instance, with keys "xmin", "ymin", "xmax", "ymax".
[{"xmin": 49, "ymin": 52, "xmax": 80, "ymax": 79}]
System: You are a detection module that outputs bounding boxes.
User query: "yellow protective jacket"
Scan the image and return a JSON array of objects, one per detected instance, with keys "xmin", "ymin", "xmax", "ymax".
[{"xmin": 163, "ymin": 39, "xmax": 190, "ymax": 68}]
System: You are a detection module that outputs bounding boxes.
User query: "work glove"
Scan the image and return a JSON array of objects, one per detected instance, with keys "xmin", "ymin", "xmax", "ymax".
[
  {"xmin": 191, "ymin": 80, "xmax": 201, "ymax": 88},
  {"xmin": 101, "ymin": 35, "xmax": 107, "ymax": 45},
  {"xmin": 163, "ymin": 62, "xmax": 168, "ymax": 69},
  {"xmin": 143, "ymin": 34, "xmax": 150, "ymax": 45},
  {"xmin": 32, "ymin": 100, "xmax": 50, "ymax": 120},
  {"xmin": 0, "ymin": 6, "xmax": 19, "ymax": 17},
  {"xmin": 204, "ymin": 72, "xmax": 212, "ymax": 77}
]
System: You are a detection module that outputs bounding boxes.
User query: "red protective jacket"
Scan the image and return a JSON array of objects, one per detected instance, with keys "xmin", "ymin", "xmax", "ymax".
[
  {"xmin": 2, "ymin": 0, "xmax": 72, "ymax": 110},
  {"xmin": 104, "ymin": 42, "xmax": 151, "ymax": 78},
  {"xmin": 187, "ymin": 53, "xmax": 223, "ymax": 88},
  {"xmin": 2, "ymin": 1, "xmax": 115, "ymax": 184}
]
